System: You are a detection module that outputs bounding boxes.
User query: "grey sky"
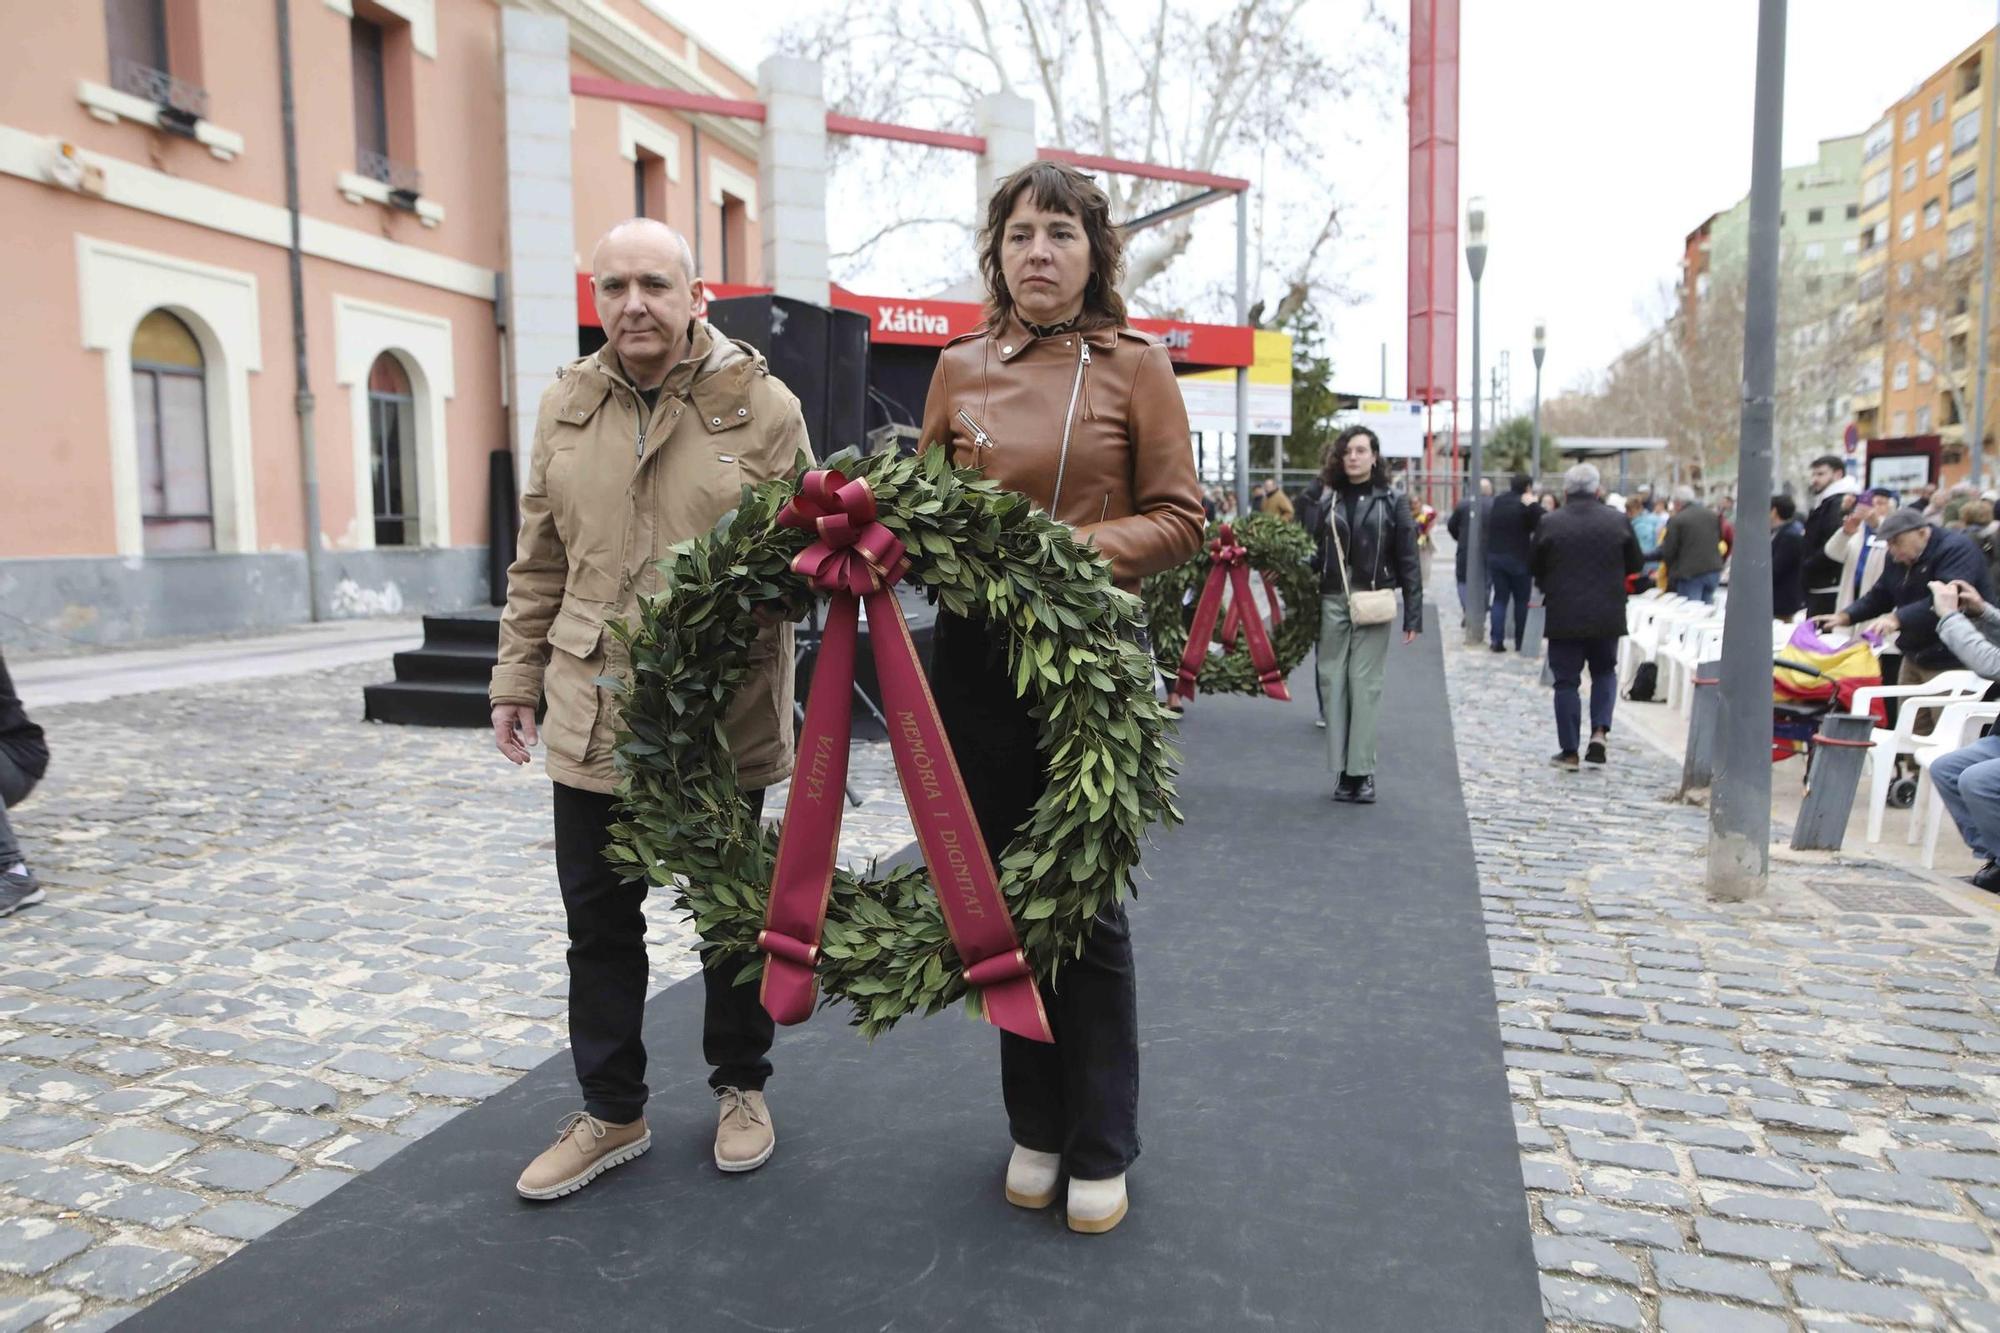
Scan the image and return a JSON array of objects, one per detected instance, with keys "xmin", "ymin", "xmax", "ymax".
[{"xmin": 667, "ymin": 0, "xmax": 1994, "ymax": 414}]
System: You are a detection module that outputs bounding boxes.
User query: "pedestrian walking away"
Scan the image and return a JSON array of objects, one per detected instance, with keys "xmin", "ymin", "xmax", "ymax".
[
  {"xmin": 0, "ymin": 649, "xmax": 49, "ymax": 918},
  {"xmin": 491, "ymin": 218, "xmax": 808, "ymax": 1201},
  {"xmin": 920, "ymin": 160, "xmax": 1203, "ymax": 1235},
  {"xmin": 1446, "ymin": 477, "xmax": 1494, "ymax": 629},
  {"xmin": 1484, "ymin": 473, "xmax": 1540, "ymax": 651},
  {"xmin": 1658, "ymin": 486, "xmax": 1724, "ymax": 604},
  {"xmin": 1307, "ymin": 425, "xmax": 1423, "ymax": 805},
  {"xmin": 1530, "ymin": 463, "xmax": 1643, "ymax": 770}
]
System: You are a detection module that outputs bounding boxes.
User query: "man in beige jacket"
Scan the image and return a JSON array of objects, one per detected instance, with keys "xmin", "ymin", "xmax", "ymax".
[{"xmin": 491, "ymin": 219, "xmax": 806, "ymax": 1200}]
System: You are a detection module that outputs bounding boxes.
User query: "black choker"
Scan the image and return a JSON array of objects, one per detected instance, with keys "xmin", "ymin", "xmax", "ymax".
[{"xmin": 1024, "ymin": 318, "xmax": 1078, "ymax": 339}]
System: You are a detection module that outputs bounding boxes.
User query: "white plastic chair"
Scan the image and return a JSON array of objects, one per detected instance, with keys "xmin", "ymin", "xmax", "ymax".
[
  {"xmin": 1850, "ymin": 670, "xmax": 1988, "ymax": 843},
  {"xmin": 1910, "ymin": 701, "xmax": 2000, "ymax": 867},
  {"xmin": 1661, "ymin": 612, "xmax": 1724, "ymax": 712}
]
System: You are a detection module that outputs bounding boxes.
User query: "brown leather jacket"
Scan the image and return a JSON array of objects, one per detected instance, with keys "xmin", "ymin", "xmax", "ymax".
[{"xmin": 918, "ymin": 316, "xmax": 1204, "ymax": 591}]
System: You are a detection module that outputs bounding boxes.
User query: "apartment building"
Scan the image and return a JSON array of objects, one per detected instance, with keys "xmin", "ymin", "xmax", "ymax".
[
  {"xmin": 1853, "ymin": 27, "xmax": 1994, "ymax": 474},
  {"xmin": 0, "ymin": 0, "xmax": 765, "ymax": 648}
]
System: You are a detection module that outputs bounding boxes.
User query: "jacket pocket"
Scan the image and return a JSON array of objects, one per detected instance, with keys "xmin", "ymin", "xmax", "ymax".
[
  {"xmin": 542, "ymin": 602, "xmax": 606, "ymax": 765},
  {"xmin": 953, "ymin": 409, "xmax": 996, "ymax": 467}
]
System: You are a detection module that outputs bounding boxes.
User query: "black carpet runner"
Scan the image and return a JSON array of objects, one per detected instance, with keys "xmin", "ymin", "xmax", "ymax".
[{"xmin": 131, "ymin": 607, "xmax": 1539, "ymax": 1331}]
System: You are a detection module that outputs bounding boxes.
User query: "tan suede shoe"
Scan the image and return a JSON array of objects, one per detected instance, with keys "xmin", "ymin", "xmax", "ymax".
[
  {"xmin": 713, "ymin": 1087, "xmax": 774, "ymax": 1172},
  {"xmin": 516, "ymin": 1112, "xmax": 651, "ymax": 1201}
]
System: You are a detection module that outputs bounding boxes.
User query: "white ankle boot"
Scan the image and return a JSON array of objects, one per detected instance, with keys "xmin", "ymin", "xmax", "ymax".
[
  {"xmin": 1004, "ymin": 1145, "xmax": 1060, "ymax": 1209},
  {"xmin": 1066, "ymin": 1172, "xmax": 1128, "ymax": 1233}
]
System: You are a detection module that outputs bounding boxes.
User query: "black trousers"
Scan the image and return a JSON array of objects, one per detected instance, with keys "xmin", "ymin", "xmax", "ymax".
[
  {"xmin": 552, "ymin": 782, "xmax": 773, "ymax": 1125},
  {"xmin": 928, "ymin": 610, "xmax": 1140, "ymax": 1181}
]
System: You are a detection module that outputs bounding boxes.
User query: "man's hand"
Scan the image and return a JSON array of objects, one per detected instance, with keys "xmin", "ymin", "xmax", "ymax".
[
  {"xmin": 1956, "ymin": 580, "xmax": 1989, "ymax": 617},
  {"xmin": 1931, "ymin": 579, "xmax": 1961, "ymax": 620},
  {"xmin": 1813, "ymin": 611, "xmax": 1853, "ymax": 629},
  {"xmin": 1841, "ymin": 509, "xmax": 1864, "ymax": 536},
  {"xmin": 492, "ymin": 704, "xmax": 539, "ymax": 765},
  {"xmin": 1871, "ymin": 612, "xmax": 1901, "ymax": 635}
]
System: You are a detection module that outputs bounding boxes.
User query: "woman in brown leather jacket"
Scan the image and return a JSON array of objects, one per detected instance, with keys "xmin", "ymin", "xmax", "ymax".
[{"xmin": 918, "ymin": 161, "xmax": 1203, "ymax": 1235}]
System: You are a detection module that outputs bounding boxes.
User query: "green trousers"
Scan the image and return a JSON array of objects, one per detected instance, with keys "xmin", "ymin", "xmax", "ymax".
[{"xmin": 1318, "ymin": 594, "xmax": 1391, "ymax": 777}]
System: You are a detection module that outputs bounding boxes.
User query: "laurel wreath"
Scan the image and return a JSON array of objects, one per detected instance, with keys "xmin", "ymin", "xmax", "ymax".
[
  {"xmin": 1142, "ymin": 513, "xmax": 1318, "ymax": 694},
  {"xmin": 600, "ymin": 445, "xmax": 1181, "ymax": 1037}
]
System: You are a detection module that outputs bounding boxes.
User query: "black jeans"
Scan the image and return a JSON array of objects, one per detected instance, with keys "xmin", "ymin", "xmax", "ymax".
[
  {"xmin": 928, "ymin": 609, "xmax": 1140, "ymax": 1181},
  {"xmin": 1549, "ymin": 636, "xmax": 1620, "ymax": 756},
  {"xmin": 0, "ymin": 749, "xmax": 35, "ymax": 868},
  {"xmin": 552, "ymin": 782, "xmax": 773, "ymax": 1125}
]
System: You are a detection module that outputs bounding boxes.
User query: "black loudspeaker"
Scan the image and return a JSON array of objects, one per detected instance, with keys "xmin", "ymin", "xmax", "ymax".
[
  {"xmin": 827, "ymin": 309, "xmax": 871, "ymax": 456},
  {"xmin": 706, "ymin": 295, "xmax": 869, "ymax": 460}
]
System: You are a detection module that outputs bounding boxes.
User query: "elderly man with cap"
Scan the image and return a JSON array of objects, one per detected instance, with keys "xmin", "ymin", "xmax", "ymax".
[
  {"xmin": 1819, "ymin": 507, "xmax": 1994, "ymax": 688},
  {"xmin": 491, "ymin": 218, "xmax": 809, "ymax": 1201}
]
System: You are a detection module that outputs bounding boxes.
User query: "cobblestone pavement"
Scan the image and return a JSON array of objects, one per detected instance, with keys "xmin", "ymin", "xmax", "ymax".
[
  {"xmin": 1448, "ymin": 637, "xmax": 2000, "ymax": 1331},
  {"xmin": 0, "ymin": 662, "xmax": 911, "ymax": 1330}
]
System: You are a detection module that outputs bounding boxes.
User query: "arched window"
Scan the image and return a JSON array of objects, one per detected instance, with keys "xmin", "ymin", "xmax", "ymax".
[
  {"xmin": 131, "ymin": 309, "xmax": 212, "ymax": 553},
  {"xmin": 368, "ymin": 352, "xmax": 417, "ymax": 546}
]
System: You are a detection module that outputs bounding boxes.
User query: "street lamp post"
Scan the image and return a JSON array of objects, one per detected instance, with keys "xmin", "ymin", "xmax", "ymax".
[
  {"xmin": 1707, "ymin": 0, "xmax": 1786, "ymax": 901},
  {"xmin": 1520, "ymin": 319, "xmax": 1549, "ymax": 656},
  {"xmin": 1463, "ymin": 198, "xmax": 1490, "ymax": 647},
  {"xmin": 1531, "ymin": 319, "xmax": 1546, "ymax": 472}
]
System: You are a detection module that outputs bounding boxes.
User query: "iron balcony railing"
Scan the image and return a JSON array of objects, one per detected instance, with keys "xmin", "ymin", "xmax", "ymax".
[
  {"xmin": 113, "ymin": 57, "xmax": 209, "ymax": 127},
  {"xmin": 358, "ymin": 149, "xmax": 423, "ymax": 205}
]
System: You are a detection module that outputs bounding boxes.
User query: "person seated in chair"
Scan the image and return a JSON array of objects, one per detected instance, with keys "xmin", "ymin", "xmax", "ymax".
[{"xmin": 1921, "ymin": 579, "xmax": 2000, "ymax": 893}]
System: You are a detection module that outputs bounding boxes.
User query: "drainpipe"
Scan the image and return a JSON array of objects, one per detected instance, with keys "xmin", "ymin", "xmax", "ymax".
[
  {"xmin": 691, "ymin": 124, "xmax": 704, "ymax": 274},
  {"xmin": 277, "ymin": 0, "xmax": 326, "ymax": 621}
]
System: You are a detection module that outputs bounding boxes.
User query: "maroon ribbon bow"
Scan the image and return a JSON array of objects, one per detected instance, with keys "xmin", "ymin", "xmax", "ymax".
[
  {"xmin": 1219, "ymin": 569, "xmax": 1285, "ymax": 650},
  {"xmin": 1169, "ymin": 523, "xmax": 1291, "ymax": 708},
  {"xmin": 756, "ymin": 470, "xmax": 1053, "ymax": 1043}
]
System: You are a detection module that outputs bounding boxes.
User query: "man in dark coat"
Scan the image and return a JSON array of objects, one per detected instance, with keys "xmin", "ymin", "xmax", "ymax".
[
  {"xmin": 1445, "ymin": 477, "xmax": 1493, "ymax": 629},
  {"xmin": 1531, "ymin": 463, "xmax": 1644, "ymax": 769},
  {"xmin": 1484, "ymin": 473, "xmax": 1540, "ymax": 652},
  {"xmin": 1770, "ymin": 494, "xmax": 1807, "ymax": 621},
  {"xmin": 1823, "ymin": 509, "xmax": 1996, "ymax": 686},
  {"xmin": 1799, "ymin": 455, "xmax": 1860, "ymax": 618},
  {"xmin": 1658, "ymin": 486, "xmax": 1725, "ymax": 602}
]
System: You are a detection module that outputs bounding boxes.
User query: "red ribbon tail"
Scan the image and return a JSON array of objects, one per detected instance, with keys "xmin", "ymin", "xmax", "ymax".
[
  {"xmin": 866, "ymin": 592, "xmax": 1054, "ymax": 1043},
  {"xmin": 1229, "ymin": 560, "xmax": 1291, "ymax": 701},
  {"xmin": 1220, "ymin": 596, "xmax": 1242, "ymax": 650},
  {"xmin": 1174, "ymin": 562, "xmax": 1231, "ymax": 707},
  {"xmin": 1262, "ymin": 569, "xmax": 1284, "ymax": 626},
  {"xmin": 757, "ymin": 593, "xmax": 858, "ymax": 1026}
]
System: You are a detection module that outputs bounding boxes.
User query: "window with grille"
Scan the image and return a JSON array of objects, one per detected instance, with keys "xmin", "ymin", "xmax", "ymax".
[
  {"xmin": 368, "ymin": 352, "xmax": 418, "ymax": 546},
  {"xmin": 105, "ymin": 0, "xmax": 206, "ymax": 124},
  {"xmin": 350, "ymin": 5, "xmax": 420, "ymax": 199},
  {"xmin": 131, "ymin": 310, "xmax": 213, "ymax": 553}
]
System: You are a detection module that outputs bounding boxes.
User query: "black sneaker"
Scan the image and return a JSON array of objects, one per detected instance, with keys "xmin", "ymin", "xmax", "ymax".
[
  {"xmin": 1963, "ymin": 861, "xmax": 1998, "ymax": 886},
  {"xmin": 1974, "ymin": 864, "xmax": 2000, "ymax": 896},
  {"xmin": 1350, "ymin": 776, "xmax": 1376, "ymax": 804},
  {"xmin": 1551, "ymin": 751, "xmax": 1580, "ymax": 771},
  {"xmin": 1332, "ymin": 774, "xmax": 1357, "ymax": 803},
  {"xmin": 1585, "ymin": 737, "xmax": 1608, "ymax": 765},
  {"xmin": 0, "ymin": 868, "xmax": 43, "ymax": 918}
]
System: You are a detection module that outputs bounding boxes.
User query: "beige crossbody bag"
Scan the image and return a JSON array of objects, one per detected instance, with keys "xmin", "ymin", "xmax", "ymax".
[{"xmin": 1329, "ymin": 501, "xmax": 1398, "ymax": 627}]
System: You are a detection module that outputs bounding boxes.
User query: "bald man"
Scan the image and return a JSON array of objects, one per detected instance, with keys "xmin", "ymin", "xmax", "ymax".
[{"xmin": 491, "ymin": 220, "xmax": 810, "ymax": 1199}]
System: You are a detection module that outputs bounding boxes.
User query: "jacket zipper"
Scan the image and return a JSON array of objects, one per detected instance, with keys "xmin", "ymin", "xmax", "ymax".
[
  {"xmin": 1050, "ymin": 341, "xmax": 1090, "ymax": 517},
  {"xmin": 955, "ymin": 409, "xmax": 995, "ymax": 451}
]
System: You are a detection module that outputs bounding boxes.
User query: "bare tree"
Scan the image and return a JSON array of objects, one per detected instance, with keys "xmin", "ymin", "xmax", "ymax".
[
  {"xmin": 1552, "ymin": 256, "xmax": 1850, "ymax": 495},
  {"xmin": 779, "ymin": 0, "xmax": 1396, "ymax": 322}
]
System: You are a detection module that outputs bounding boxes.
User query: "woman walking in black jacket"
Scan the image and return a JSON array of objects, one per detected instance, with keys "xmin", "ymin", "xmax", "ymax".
[{"xmin": 1307, "ymin": 426, "xmax": 1424, "ymax": 803}]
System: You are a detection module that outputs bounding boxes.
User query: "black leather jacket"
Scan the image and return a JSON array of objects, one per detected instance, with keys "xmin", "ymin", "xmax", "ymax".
[{"xmin": 1308, "ymin": 483, "xmax": 1425, "ymax": 633}]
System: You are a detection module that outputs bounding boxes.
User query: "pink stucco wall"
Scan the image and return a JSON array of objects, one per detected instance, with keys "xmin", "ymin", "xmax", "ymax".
[{"xmin": 1, "ymin": 0, "xmax": 765, "ymax": 564}]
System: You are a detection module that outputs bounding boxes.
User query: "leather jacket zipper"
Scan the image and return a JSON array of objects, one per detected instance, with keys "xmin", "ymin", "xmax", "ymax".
[
  {"xmin": 1050, "ymin": 341, "xmax": 1090, "ymax": 517},
  {"xmin": 955, "ymin": 409, "xmax": 995, "ymax": 451}
]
